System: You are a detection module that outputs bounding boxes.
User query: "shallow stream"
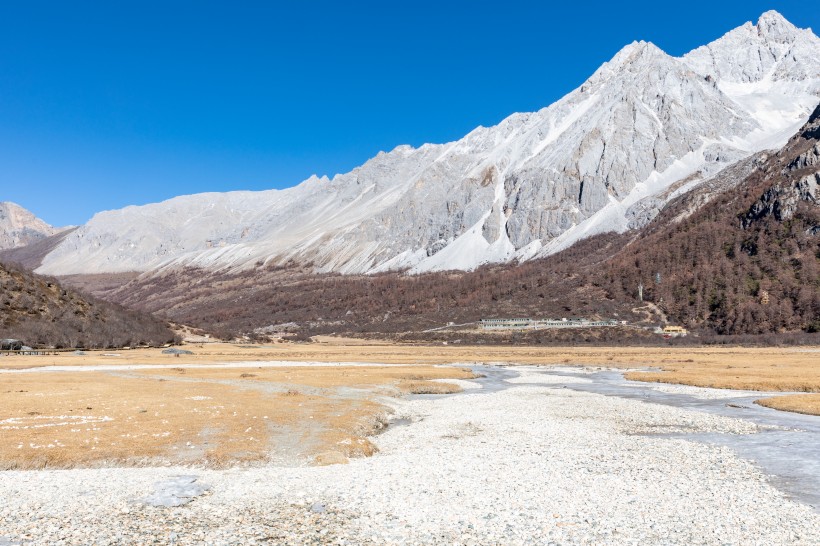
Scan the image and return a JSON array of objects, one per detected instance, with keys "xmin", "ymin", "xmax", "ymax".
[{"xmin": 459, "ymin": 365, "xmax": 820, "ymax": 512}]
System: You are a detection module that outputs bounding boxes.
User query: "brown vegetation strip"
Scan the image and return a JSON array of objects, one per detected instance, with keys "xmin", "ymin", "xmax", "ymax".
[{"xmin": 755, "ymin": 394, "xmax": 820, "ymax": 416}]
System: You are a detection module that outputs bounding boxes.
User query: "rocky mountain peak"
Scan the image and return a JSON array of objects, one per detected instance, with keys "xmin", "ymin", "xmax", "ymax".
[
  {"xmin": 615, "ymin": 40, "xmax": 664, "ymax": 61},
  {"xmin": 756, "ymin": 10, "xmax": 799, "ymax": 41},
  {"xmin": 683, "ymin": 11, "xmax": 820, "ymax": 86},
  {"xmin": 586, "ymin": 40, "xmax": 670, "ymax": 88},
  {"xmin": 0, "ymin": 202, "xmax": 66, "ymax": 250}
]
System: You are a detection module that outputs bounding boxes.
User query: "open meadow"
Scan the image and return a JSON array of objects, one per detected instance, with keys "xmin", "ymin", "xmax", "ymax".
[
  {"xmin": 3, "ymin": 338, "xmax": 817, "ymax": 417},
  {"xmin": 0, "ymin": 356, "xmax": 473, "ymax": 469}
]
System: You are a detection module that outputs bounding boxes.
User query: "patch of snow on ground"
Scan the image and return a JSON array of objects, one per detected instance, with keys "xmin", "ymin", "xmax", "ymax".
[
  {"xmin": 429, "ymin": 378, "xmax": 482, "ymax": 390},
  {"xmin": 141, "ymin": 475, "xmax": 211, "ymax": 507}
]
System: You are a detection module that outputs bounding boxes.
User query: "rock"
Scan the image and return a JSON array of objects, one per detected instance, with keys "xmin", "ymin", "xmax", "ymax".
[{"xmin": 313, "ymin": 451, "xmax": 349, "ymax": 466}]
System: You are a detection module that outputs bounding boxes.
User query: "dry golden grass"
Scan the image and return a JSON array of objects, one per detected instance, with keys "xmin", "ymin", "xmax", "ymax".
[
  {"xmin": 621, "ymin": 350, "xmax": 820, "ymax": 393},
  {"xmin": 0, "ymin": 338, "xmax": 815, "ymax": 371},
  {"xmin": 397, "ymin": 380, "xmax": 462, "ymax": 395},
  {"xmin": 0, "ymin": 363, "xmax": 474, "ymax": 469},
  {"xmin": 755, "ymin": 394, "xmax": 820, "ymax": 416},
  {"xmin": 2, "ymin": 340, "xmax": 819, "ymax": 458}
]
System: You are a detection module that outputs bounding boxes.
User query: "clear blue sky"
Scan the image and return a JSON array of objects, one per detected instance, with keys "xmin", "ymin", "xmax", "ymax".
[{"xmin": 1, "ymin": 1, "xmax": 816, "ymax": 226}]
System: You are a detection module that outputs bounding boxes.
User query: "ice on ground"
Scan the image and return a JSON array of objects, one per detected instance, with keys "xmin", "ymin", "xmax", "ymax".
[
  {"xmin": 0, "ymin": 415, "xmax": 112, "ymax": 430},
  {"xmin": 430, "ymin": 378, "xmax": 482, "ymax": 390},
  {"xmin": 141, "ymin": 475, "xmax": 211, "ymax": 507},
  {"xmin": 646, "ymin": 383, "xmax": 764, "ymax": 400},
  {"xmin": 505, "ymin": 370, "xmax": 593, "ymax": 385}
]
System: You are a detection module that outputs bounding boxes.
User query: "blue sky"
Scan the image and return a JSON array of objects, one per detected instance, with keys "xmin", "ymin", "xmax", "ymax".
[{"xmin": 1, "ymin": 1, "xmax": 816, "ymax": 226}]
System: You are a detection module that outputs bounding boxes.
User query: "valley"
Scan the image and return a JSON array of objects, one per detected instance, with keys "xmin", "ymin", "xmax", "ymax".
[{"xmin": 1, "ymin": 8, "xmax": 819, "ymax": 545}]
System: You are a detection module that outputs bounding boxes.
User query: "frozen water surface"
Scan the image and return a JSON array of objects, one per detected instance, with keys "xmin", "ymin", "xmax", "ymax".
[
  {"xmin": 141, "ymin": 475, "xmax": 211, "ymax": 507},
  {"xmin": 516, "ymin": 367, "xmax": 820, "ymax": 511}
]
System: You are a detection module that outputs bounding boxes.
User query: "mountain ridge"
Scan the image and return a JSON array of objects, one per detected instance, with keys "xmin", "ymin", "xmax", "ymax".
[
  {"xmin": 96, "ymin": 99, "xmax": 820, "ymax": 338},
  {"xmin": 29, "ymin": 11, "xmax": 820, "ymax": 277},
  {"xmin": 0, "ymin": 260, "xmax": 177, "ymax": 348}
]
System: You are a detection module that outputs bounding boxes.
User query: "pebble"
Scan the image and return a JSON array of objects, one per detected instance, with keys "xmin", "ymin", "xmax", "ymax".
[{"xmin": 0, "ymin": 368, "xmax": 818, "ymax": 544}]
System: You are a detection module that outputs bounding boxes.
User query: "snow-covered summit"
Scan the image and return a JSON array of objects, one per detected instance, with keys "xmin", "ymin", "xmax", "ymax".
[
  {"xmin": 756, "ymin": 10, "xmax": 801, "ymax": 41},
  {"xmin": 684, "ymin": 11, "xmax": 820, "ymax": 85},
  {"xmin": 35, "ymin": 11, "xmax": 820, "ymax": 277}
]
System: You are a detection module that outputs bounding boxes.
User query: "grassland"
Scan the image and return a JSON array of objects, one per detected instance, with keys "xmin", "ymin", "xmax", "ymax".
[
  {"xmin": 2, "ymin": 337, "xmax": 818, "ymax": 373},
  {"xmin": 1, "ymin": 339, "xmax": 817, "ymax": 470},
  {"xmin": 755, "ymin": 394, "xmax": 820, "ymax": 416},
  {"xmin": 0, "ymin": 361, "xmax": 475, "ymax": 469}
]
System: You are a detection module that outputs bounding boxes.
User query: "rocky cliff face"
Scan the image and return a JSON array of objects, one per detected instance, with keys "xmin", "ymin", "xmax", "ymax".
[
  {"xmin": 34, "ymin": 11, "xmax": 820, "ymax": 277},
  {"xmin": 0, "ymin": 202, "xmax": 65, "ymax": 250},
  {"xmin": 743, "ymin": 103, "xmax": 820, "ymax": 228}
]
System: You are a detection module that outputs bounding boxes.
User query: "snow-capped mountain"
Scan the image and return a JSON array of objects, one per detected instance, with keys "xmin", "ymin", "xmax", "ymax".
[
  {"xmin": 35, "ymin": 11, "xmax": 820, "ymax": 277},
  {"xmin": 0, "ymin": 202, "xmax": 65, "ymax": 250}
]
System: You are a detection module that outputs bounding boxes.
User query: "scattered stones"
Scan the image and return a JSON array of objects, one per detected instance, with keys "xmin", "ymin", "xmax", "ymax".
[{"xmin": 0, "ymin": 367, "xmax": 818, "ymax": 544}]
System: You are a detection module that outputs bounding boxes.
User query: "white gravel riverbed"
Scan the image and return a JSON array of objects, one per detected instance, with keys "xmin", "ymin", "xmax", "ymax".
[{"xmin": 1, "ymin": 367, "xmax": 817, "ymax": 545}]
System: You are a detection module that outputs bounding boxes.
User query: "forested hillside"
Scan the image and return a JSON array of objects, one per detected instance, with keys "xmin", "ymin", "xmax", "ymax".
[
  {"xmin": 102, "ymin": 233, "xmax": 633, "ymax": 338},
  {"xmin": 603, "ymin": 105, "xmax": 820, "ymax": 334},
  {"xmin": 0, "ymin": 261, "xmax": 177, "ymax": 348}
]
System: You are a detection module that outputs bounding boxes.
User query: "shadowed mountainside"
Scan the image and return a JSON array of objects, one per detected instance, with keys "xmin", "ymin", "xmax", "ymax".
[{"xmin": 0, "ymin": 261, "xmax": 178, "ymax": 348}]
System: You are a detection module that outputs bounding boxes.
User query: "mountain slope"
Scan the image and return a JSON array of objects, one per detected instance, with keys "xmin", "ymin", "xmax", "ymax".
[
  {"xmin": 602, "ymin": 102, "xmax": 820, "ymax": 334},
  {"xmin": 101, "ymin": 102, "xmax": 820, "ymax": 338},
  {"xmin": 35, "ymin": 11, "xmax": 820, "ymax": 277},
  {"xmin": 0, "ymin": 202, "xmax": 66, "ymax": 250},
  {"xmin": 0, "ymin": 261, "xmax": 177, "ymax": 348}
]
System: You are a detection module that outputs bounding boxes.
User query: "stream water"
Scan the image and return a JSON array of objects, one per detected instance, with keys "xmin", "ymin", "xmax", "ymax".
[{"xmin": 456, "ymin": 365, "xmax": 820, "ymax": 512}]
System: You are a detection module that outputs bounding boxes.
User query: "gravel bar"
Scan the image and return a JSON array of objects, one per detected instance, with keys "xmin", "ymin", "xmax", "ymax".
[{"xmin": 1, "ymin": 368, "xmax": 817, "ymax": 544}]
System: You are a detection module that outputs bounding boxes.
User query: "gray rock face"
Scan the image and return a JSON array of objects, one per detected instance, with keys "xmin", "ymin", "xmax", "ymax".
[
  {"xmin": 0, "ymin": 202, "xmax": 65, "ymax": 251},
  {"xmin": 787, "ymin": 142, "xmax": 820, "ymax": 171},
  {"xmin": 744, "ymin": 172, "xmax": 819, "ymax": 225},
  {"xmin": 625, "ymin": 198, "xmax": 666, "ymax": 231},
  {"xmin": 34, "ymin": 11, "xmax": 820, "ymax": 277},
  {"xmin": 797, "ymin": 173, "xmax": 820, "ymax": 204}
]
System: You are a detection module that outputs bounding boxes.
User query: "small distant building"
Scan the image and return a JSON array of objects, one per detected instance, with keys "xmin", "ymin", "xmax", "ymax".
[
  {"xmin": 480, "ymin": 318, "xmax": 626, "ymax": 331},
  {"xmin": 661, "ymin": 325, "xmax": 688, "ymax": 337}
]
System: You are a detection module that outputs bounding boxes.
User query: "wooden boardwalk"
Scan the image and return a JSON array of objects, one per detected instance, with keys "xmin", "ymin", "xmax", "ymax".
[{"xmin": 0, "ymin": 349, "xmax": 69, "ymax": 356}]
